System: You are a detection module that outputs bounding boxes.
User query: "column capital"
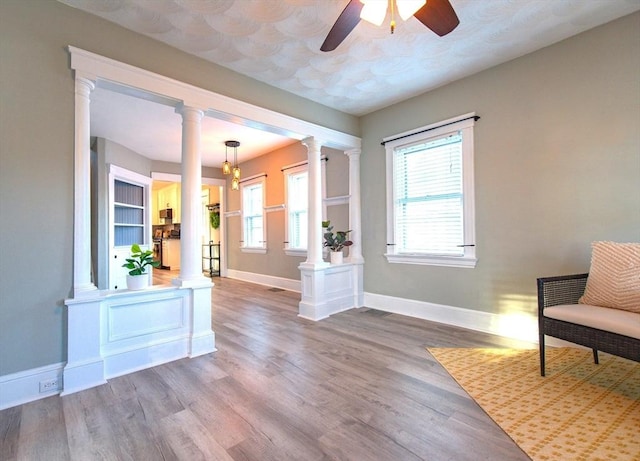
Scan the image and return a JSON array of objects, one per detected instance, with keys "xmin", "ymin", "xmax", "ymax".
[
  {"xmin": 302, "ymin": 137, "xmax": 325, "ymax": 153},
  {"xmin": 74, "ymin": 70, "xmax": 97, "ymax": 85},
  {"xmin": 344, "ymin": 148, "xmax": 361, "ymax": 158},
  {"xmin": 75, "ymin": 76, "xmax": 96, "ymax": 94},
  {"xmin": 175, "ymin": 103, "xmax": 205, "ymax": 120}
]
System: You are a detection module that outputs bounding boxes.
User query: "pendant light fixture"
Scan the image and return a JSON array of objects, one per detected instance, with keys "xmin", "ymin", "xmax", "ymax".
[
  {"xmin": 224, "ymin": 140, "xmax": 241, "ymax": 190},
  {"xmin": 222, "ymin": 141, "xmax": 232, "ymax": 175}
]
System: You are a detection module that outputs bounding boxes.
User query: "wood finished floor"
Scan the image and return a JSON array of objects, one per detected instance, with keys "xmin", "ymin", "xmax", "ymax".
[{"xmin": 1, "ymin": 275, "xmax": 534, "ymax": 461}]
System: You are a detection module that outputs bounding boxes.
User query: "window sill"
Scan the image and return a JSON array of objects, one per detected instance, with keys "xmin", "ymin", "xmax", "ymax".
[
  {"xmin": 241, "ymin": 247, "xmax": 267, "ymax": 255},
  {"xmin": 284, "ymin": 248, "xmax": 307, "ymax": 257},
  {"xmin": 385, "ymin": 253, "xmax": 477, "ymax": 268}
]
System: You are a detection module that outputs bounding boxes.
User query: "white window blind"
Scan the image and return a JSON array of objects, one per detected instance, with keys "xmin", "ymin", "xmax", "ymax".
[
  {"xmin": 394, "ymin": 133, "xmax": 463, "ymax": 256},
  {"xmin": 242, "ymin": 181, "xmax": 264, "ymax": 248},
  {"xmin": 385, "ymin": 113, "xmax": 477, "ymax": 268},
  {"xmin": 287, "ymin": 170, "xmax": 308, "ymax": 249}
]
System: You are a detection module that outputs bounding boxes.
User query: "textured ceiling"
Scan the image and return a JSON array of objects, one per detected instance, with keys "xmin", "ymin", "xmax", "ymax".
[
  {"xmin": 59, "ymin": 0, "xmax": 640, "ymax": 116},
  {"xmin": 57, "ymin": 0, "xmax": 639, "ymax": 167}
]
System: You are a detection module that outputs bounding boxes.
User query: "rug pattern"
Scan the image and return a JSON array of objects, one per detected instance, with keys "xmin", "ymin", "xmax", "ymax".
[{"xmin": 428, "ymin": 347, "xmax": 640, "ymax": 461}]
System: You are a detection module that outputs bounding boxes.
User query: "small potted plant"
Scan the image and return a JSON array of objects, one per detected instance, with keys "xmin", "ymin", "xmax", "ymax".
[
  {"xmin": 322, "ymin": 220, "xmax": 352, "ymax": 264},
  {"xmin": 122, "ymin": 243, "xmax": 160, "ymax": 290}
]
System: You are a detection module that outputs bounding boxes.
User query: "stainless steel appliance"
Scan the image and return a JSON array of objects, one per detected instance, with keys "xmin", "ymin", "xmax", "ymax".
[{"xmin": 152, "ymin": 239, "xmax": 164, "ymax": 268}]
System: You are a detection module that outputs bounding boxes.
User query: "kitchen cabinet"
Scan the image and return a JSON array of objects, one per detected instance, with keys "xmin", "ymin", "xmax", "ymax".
[
  {"xmin": 152, "ymin": 189, "xmax": 160, "ymax": 225},
  {"xmin": 162, "ymin": 239, "xmax": 180, "ymax": 270},
  {"xmin": 157, "ymin": 183, "xmax": 181, "ymax": 223}
]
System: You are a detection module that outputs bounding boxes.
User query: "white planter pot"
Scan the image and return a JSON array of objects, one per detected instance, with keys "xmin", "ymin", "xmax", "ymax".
[
  {"xmin": 126, "ymin": 273, "xmax": 150, "ymax": 291},
  {"xmin": 330, "ymin": 251, "xmax": 343, "ymax": 265}
]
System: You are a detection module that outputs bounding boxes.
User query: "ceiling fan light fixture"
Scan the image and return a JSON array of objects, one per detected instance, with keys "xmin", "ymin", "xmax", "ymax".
[
  {"xmin": 397, "ymin": 0, "xmax": 426, "ymax": 20},
  {"xmin": 359, "ymin": 0, "xmax": 386, "ymax": 26},
  {"xmin": 322, "ymin": 0, "xmax": 458, "ymax": 52}
]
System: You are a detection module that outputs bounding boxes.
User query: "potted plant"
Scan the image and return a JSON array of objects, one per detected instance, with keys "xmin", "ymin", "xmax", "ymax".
[
  {"xmin": 322, "ymin": 220, "xmax": 352, "ymax": 264},
  {"xmin": 122, "ymin": 243, "xmax": 160, "ymax": 290}
]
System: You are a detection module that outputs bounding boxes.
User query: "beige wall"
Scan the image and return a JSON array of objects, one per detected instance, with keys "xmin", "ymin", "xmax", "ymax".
[
  {"xmin": 226, "ymin": 143, "xmax": 351, "ymax": 279},
  {"xmin": 360, "ymin": 12, "xmax": 640, "ymax": 316},
  {"xmin": 226, "ymin": 142, "xmax": 308, "ymax": 279}
]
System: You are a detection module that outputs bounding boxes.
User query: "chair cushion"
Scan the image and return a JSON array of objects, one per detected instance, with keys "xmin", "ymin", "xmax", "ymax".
[
  {"xmin": 545, "ymin": 304, "xmax": 640, "ymax": 339},
  {"xmin": 579, "ymin": 241, "xmax": 640, "ymax": 313}
]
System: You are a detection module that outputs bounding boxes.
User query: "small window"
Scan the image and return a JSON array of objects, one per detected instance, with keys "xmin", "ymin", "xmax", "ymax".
[
  {"xmin": 241, "ymin": 177, "xmax": 266, "ymax": 253},
  {"xmin": 284, "ymin": 166, "xmax": 308, "ymax": 256},
  {"xmin": 385, "ymin": 113, "xmax": 477, "ymax": 268}
]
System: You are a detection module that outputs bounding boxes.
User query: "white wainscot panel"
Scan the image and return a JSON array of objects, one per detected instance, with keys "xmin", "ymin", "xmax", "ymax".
[
  {"xmin": 101, "ymin": 291, "xmax": 190, "ymax": 378},
  {"xmin": 107, "ymin": 296, "xmax": 186, "ymax": 342},
  {"xmin": 324, "ymin": 266, "xmax": 353, "ymax": 299}
]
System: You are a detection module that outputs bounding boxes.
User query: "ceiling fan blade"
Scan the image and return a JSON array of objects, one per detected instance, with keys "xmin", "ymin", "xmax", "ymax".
[
  {"xmin": 414, "ymin": 0, "xmax": 459, "ymax": 37},
  {"xmin": 320, "ymin": 0, "xmax": 363, "ymax": 52}
]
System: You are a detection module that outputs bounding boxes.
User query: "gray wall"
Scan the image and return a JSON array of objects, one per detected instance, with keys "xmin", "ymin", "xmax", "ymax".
[
  {"xmin": 0, "ymin": 0, "xmax": 637, "ymax": 379},
  {"xmin": 0, "ymin": 0, "xmax": 357, "ymax": 376},
  {"xmin": 360, "ymin": 12, "xmax": 640, "ymax": 316}
]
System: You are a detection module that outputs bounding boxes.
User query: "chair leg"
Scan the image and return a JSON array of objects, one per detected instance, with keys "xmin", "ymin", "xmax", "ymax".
[
  {"xmin": 539, "ymin": 333, "xmax": 546, "ymax": 377},
  {"xmin": 593, "ymin": 348, "xmax": 599, "ymax": 365}
]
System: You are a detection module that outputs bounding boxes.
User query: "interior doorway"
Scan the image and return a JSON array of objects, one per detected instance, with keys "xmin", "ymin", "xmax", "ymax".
[{"xmin": 151, "ymin": 173, "xmax": 227, "ymax": 279}]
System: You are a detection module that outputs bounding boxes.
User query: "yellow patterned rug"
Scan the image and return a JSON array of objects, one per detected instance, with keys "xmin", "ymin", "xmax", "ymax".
[{"xmin": 427, "ymin": 347, "xmax": 640, "ymax": 461}]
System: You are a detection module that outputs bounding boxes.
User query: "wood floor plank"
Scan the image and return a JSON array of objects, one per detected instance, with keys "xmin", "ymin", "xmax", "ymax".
[
  {"xmin": 0, "ymin": 276, "xmax": 533, "ymax": 460},
  {"xmin": 0, "ymin": 406, "xmax": 20, "ymax": 461},
  {"xmin": 158, "ymin": 408, "xmax": 234, "ymax": 461},
  {"xmin": 16, "ymin": 396, "xmax": 70, "ymax": 461}
]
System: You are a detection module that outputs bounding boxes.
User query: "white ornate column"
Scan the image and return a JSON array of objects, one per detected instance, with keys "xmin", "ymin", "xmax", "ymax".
[
  {"xmin": 345, "ymin": 149, "xmax": 363, "ymax": 263},
  {"xmin": 300, "ymin": 137, "xmax": 326, "ymax": 268},
  {"xmin": 299, "ymin": 137, "xmax": 359, "ymax": 321},
  {"xmin": 345, "ymin": 148, "xmax": 364, "ymax": 307},
  {"xmin": 73, "ymin": 75, "xmax": 98, "ymax": 296},
  {"xmin": 174, "ymin": 103, "xmax": 215, "ymax": 358},
  {"xmin": 175, "ymin": 104, "xmax": 208, "ymax": 285}
]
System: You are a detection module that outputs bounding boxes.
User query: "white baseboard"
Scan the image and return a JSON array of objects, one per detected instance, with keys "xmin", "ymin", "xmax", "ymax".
[
  {"xmin": 0, "ymin": 362, "xmax": 65, "ymax": 410},
  {"xmin": 224, "ymin": 271, "xmax": 539, "ymax": 343},
  {"xmin": 1, "ymin": 284, "xmax": 545, "ymax": 411},
  {"xmin": 364, "ymin": 291, "xmax": 539, "ymax": 344},
  {"xmin": 225, "ymin": 269, "xmax": 301, "ymax": 292}
]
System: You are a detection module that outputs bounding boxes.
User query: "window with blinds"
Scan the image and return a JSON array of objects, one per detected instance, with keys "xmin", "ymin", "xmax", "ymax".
[
  {"xmin": 385, "ymin": 113, "xmax": 477, "ymax": 268},
  {"xmin": 394, "ymin": 133, "xmax": 463, "ymax": 255},
  {"xmin": 241, "ymin": 179, "xmax": 265, "ymax": 249},
  {"xmin": 285, "ymin": 168, "xmax": 308, "ymax": 251}
]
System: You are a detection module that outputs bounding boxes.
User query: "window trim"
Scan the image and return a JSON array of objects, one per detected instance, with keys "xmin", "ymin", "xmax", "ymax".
[
  {"xmin": 283, "ymin": 164, "xmax": 308, "ymax": 257},
  {"xmin": 384, "ymin": 113, "xmax": 477, "ymax": 268},
  {"xmin": 240, "ymin": 175, "xmax": 267, "ymax": 254}
]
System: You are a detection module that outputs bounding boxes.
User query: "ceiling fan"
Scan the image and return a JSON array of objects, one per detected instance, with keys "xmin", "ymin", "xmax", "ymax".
[{"xmin": 321, "ymin": 0, "xmax": 459, "ymax": 52}]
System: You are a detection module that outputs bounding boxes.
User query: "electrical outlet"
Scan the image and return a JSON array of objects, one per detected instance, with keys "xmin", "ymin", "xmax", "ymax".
[{"xmin": 39, "ymin": 378, "xmax": 60, "ymax": 393}]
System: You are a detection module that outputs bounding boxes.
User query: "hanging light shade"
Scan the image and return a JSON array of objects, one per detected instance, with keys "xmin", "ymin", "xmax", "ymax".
[
  {"xmin": 222, "ymin": 142, "xmax": 232, "ymax": 175},
  {"xmin": 225, "ymin": 140, "xmax": 241, "ymax": 188}
]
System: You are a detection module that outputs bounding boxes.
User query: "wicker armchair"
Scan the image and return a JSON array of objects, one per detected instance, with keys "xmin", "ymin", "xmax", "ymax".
[{"xmin": 537, "ymin": 273, "xmax": 640, "ymax": 376}]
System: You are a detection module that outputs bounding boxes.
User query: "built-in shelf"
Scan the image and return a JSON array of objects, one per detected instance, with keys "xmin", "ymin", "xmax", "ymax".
[{"xmin": 203, "ymin": 241, "xmax": 220, "ymax": 277}]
